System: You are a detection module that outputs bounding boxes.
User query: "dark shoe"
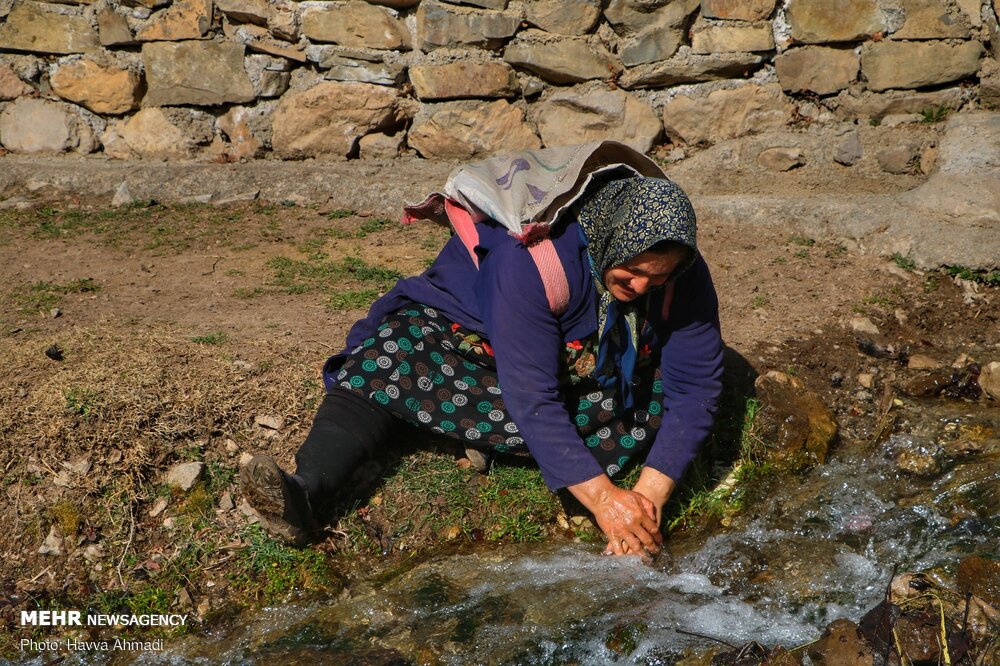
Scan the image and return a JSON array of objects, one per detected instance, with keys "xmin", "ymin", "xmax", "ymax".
[{"xmin": 240, "ymin": 454, "xmax": 315, "ymax": 547}]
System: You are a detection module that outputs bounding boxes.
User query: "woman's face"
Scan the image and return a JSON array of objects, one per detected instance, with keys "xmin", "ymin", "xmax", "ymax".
[{"xmin": 602, "ymin": 249, "xmax": 684, "ymax": 302}]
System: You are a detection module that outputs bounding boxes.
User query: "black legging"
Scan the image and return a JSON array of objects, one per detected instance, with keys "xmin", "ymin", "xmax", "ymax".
[{"xmin": 294, "ymin": 387, "xmax": 399, "ymax": 500}]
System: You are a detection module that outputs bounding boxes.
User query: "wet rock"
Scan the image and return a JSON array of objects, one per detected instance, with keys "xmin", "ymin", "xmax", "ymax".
[
  {"xmin": 690, "ymin": 18, "xmax": 774, "ymax": 54},
  {"xmin": 806, "ymin": 618, "xmax": 872, "ymax": 665},
  {"xmin": 957, "ymin": 556, "xmax": 1000, "ymax": 606},
  {"xmin": 410, "ymin": 61, "xmax": 517, "ymax": 100},
  {"xmin": 978, "ymin": 361, "xmax": 1000, "ymax": 400},
  {"xmin": 757, "ymin": 146, "xmax": 804, "ymax": 172},
  {"xmin": 97, "ymin": 8, "xmax": 135, "ymax": 47},
  {"xmin": 416, "ymin": 0, "xmax": 520, "ymax": 50},
  {"xmin": 900, "ymin": 368, "xmax": 957, "ymax": 397},
  {"xmin": 662, "ymin": 83, "xmax": 793, "ymax": 146},
  {"xmin": 408, "ymin": 99, "xmax": 540, "ymax": 159},
  {"xmin": 503, "ymin": 31, "xmax": 620, "ymax": 84},
  {"xmin": 861, "ymin": 40, "xmax": 984, "ymax": 92},
  {"xmin": 143, "ymin": 41, "xmax": 255, "ymax": 106},
  {"xmin": 619, "ymin": 49, "xmax": 763, "ymax": 89},
  {"xmin": 148, "ymin": 496, "xmax": 169, "ymax": 517},
  {"xmin": 535, "ymin": 84, "xmax": 661, "ymax": 153},
  {"xmin": 893, "ymin": 613, "xmax": 944, "ymax": 663},
  {"xmin": 754, "ymin": 370, "xmax": 837, "ymax": 471},
  {"xmin": 38, "ymin": 525, "xmax": 65, "ymax": 556},
  {"xmin": 702, "ymin": 0, "xmax": 776, "ymax": 21},
  {"xmin": 605, "ymin": 620, "xmax": 647, "ymax": 657},
  {"xmin": 50, "ymin": 58, "xmax": 143, "ymax": 115},
  {"xmin": 895, "ymin": 446, "xmax": 942, "ymax": 477},
  {"xmin": 0, "ymin": 2, "xmax": 100, "ymax": 55},
  {"xmin": 524, "ymin": 0, "xmax": 601, "ymax": 36},
  {"xmin": 834, "ymin": 129, "xmax": 863, "ymax": 166},
  {"xmin": 136, "ymin": 0, "xmax": 213, "ymax": 41},
  {"xmin": 0, "ymin": 99, "xmax": 92, "ymax": 154},
  {"xmin": 893, "ymin": 0, "xmax": 973, "ymax": 39},
  {"xmin": 165, "ymin": 461, "xmax": 205, "ymax": 491},
  {"xmin": 301, "ymin": 2, "xmax": 410, "ymax": 50},
  {"xmin": 271, "ymin": 81, "xmax": 412, "ymax": 159},
  {"xmin": 774, "ymin": 46, "xmax": 859, "ymax": 96},
  {"xmin": 786, "ymin": 0, "xmax": 887, "ymax": 44},
  {"xmin": 0, "ymin": 63, "xmax": 32, "ymax": 100}
]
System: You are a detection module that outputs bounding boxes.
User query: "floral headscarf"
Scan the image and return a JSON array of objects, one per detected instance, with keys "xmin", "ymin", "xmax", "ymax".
[{"xmin": 576, "ymin": 175, "xmax": 698, "ymax": 409}]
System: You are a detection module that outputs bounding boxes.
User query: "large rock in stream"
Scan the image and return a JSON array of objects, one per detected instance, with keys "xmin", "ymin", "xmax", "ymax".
[{"xmin": 753, "ymin": 370, "xmax": 837, "ymax": 471}]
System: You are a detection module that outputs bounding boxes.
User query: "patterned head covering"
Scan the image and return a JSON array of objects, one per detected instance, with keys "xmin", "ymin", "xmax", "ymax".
[{"xmin": 576, "ymin": 175, "xmax": 698, "ymax": 409}]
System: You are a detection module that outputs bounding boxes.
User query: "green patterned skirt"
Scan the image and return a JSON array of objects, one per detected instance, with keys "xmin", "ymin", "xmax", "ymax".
[{"xmin": 332, "ymin": 303, "xmax": 664, "ymax": 478}]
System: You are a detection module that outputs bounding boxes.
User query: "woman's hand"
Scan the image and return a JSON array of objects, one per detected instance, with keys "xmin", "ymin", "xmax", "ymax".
[
  {"xmin": 630, "ymin": 467, "xmax": 677, "ymax": 527},
  {"xmin": 567, "ymin": 474, "xmax": 663, "ymax": 557}
]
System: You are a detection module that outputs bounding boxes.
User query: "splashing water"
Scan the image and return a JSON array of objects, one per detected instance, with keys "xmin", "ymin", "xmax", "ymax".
[{"xmin": 50, "ymin": 397, "xmax": 999, "ymax": 665}]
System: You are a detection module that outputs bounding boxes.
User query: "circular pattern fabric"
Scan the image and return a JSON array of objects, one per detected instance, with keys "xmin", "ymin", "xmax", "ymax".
[{"xmin": 334, "ymin": 303, "xmax": 665, "ymax": 478}]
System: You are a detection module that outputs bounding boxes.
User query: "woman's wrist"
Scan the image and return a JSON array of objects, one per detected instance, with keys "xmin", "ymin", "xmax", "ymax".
[
  {"xmin": 566, "ymin": 473, "xmax": 614, "ymax": 512},
  {"xmin": 632, "ymin": 467, "xmax": 676, "ymax": 515}
]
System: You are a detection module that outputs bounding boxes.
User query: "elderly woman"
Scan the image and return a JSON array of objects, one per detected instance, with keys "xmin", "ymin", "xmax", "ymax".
[{"xmin": 242, "ymin": 147, "xmax": 723, "ymax": 558}]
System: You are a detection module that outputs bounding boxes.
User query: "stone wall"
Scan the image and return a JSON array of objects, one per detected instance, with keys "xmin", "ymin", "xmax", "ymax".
[{"xmin": 0, "ymin": 0, "xmax": 998, "ymax": 161}]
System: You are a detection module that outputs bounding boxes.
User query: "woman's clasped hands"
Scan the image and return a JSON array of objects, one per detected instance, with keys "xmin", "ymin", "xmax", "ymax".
[{"xmin": 567, "ymin": 471, "xmax": 673, "ymax": 559}]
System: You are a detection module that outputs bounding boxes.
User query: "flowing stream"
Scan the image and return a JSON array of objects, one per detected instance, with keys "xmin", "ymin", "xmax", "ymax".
[{"xmin": 50, "ymin": 395, "xmax": 1000, "ymax": 665}]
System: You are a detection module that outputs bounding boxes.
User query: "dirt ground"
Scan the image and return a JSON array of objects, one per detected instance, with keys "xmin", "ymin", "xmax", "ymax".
[{"xmin": 1, "ymin": 117, "xmax": 998, "ymax": 658}]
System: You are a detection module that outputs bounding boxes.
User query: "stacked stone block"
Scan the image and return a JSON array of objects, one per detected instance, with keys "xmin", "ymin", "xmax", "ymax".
[{"xmin": 0, "ymin": 0, "xmax": 997, "ymax": 160}]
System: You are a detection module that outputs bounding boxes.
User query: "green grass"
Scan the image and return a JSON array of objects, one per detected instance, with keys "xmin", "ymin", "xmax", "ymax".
[
  {"xmin": 943, "ymin": 265, "xmax": 1000, "ymax": 286},
  {"xmin": 231, "ymin": 524, "xmax": 336, "ymax": 602},
  {"xmin": 892, "ymin": 253, "xmax": 916, "ymax": 272},
  {"xmin": 191, "ymin": 332, "xmax": 228, "ymax": 345},
  {"xmin": 63, "ymin": 387, "xmax": 100, "ymax": 417},
  {"xmin": 751, "ymin": 295, "xmax": 768, "ymax": 309},
  {"xmin": 920, "ymin": 105, "xmax": 951, "ymax": 123},
  {"xmin": 667, "ymin": 397, "xmax": 767, "ymax": 531},
  {"xmin": 863, "ymin": 293, "xmax": 894, "ymax": 308},
  {"xmin": 0, "ymin": 202, "xmax": 290, "ymax": 254},
  {"xmin": 337, "ymin": 449, "xmax": 560, "ymax": 554},
  {"xmin": 787, "ymin": 235, "xmax": 815, "ymax": 247},
  {"xmin": 266, "ymin": 254, "xmax": 402, "ymax": 307},
  {"xmin": 10, "ymin": 277, "xmax": 100, "ymax": 313},
  {"xmin": 323, "ymin": 209, "xmax": 356, "ymax": 220},
  {"xmin": 480, "ymin": 465, "xmax": 559, "ymax": 542}
]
